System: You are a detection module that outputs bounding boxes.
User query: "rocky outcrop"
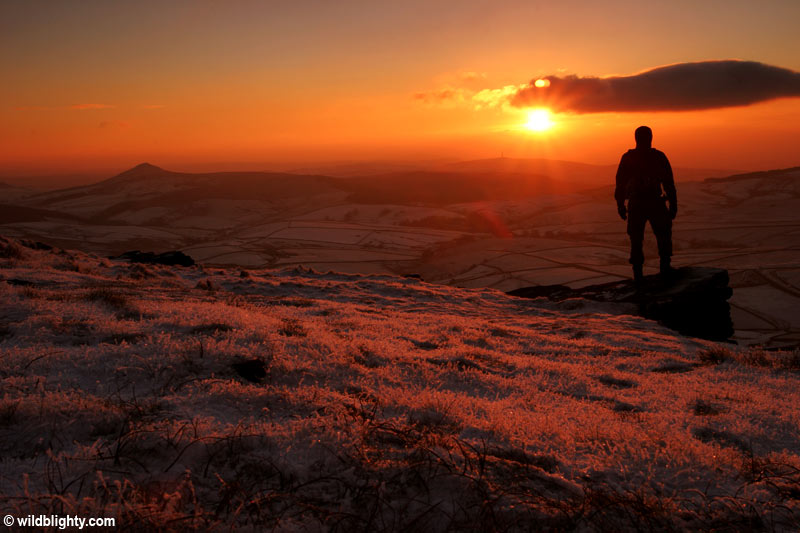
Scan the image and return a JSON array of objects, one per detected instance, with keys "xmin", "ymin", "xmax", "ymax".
[
  {"xmin": 113, "ymin": 250, "xmax": 195, "ymax": 267},
  {"xmin": 508, "ymin": 267, "xmax": 734, "ymax": 341}
]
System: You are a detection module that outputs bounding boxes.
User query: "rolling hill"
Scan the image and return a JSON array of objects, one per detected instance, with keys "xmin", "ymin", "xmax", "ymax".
[
  {"xmin": 2, "ymin": 161, "xmax": 798, "ymax": 349},
  {"xmin": 28, "ymin": 163, "xmax": 346, "ymax": 219}
]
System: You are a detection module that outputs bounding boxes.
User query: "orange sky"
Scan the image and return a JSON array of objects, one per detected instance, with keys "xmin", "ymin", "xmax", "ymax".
[{"xmin": 1, "ymin": 0, "xmax": 799, "ymax": 176}]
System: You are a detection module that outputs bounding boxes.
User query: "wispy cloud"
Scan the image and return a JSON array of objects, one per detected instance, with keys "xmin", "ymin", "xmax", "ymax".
[
  {"xmin": 511, "ymin": 60, "xmax": 800, "ymax": 112},
  {"xmin": 457, "ymin": 71, "xmax": 486, "ymax": 83},
  {"xmin": 413, "ymin": 84, "xmax": 524, "ymax": 110},
  {"xmin": 414, "ymin": 60, "xmax": 800, "ymax": 115},
  {"xmin": 69, "ymin": 103, "xmax": 115, "ymax": 110},
  {"xmin": 412, "ymin": 88, "xmax": 468, "ymax": 105},
  {"xmin": 12, "ymin": 102, "xmax": 167, "ymax": 113},
  {"xmin": 13, "ymin": 103, "xmax": 117, "ymax": 111},
  {"xmin": 472, "ymin": 85, "xmax": 526, "ymax": 110},
  {"xmin": 413, "ymin": 70, "xmax": 498, "ymax": 108}
]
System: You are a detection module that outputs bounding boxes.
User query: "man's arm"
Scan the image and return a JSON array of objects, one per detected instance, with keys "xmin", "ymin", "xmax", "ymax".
[
  {"xmin": 614, "ymin": 153, "xmax": 628, "ymax": 220},
  {"xmin": 661, "ymin": 153, "xmax": 677, "ymax": 218}
]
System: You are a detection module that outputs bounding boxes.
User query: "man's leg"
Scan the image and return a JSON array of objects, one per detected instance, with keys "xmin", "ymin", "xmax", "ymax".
[
  {"xmin": 627, "ymin": 205, "xmax": 647, "ymax": 281},
  {"xmin": 650, "ymin": 202, "xmax": 675, "ymax": 276}
]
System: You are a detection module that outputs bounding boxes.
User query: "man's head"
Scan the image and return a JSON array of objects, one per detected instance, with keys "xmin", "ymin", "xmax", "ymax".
[{"xmin": 635, "ymin": 126, "xmax": 653, "ymax": 148}]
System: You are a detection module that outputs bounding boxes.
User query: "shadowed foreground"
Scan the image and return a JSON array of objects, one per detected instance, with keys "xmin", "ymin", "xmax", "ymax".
[
  {"xmin": 1, "ymin": 237, "xmax": 799, "ymax": 531},
  {"xmin": 508, "ymin": 267, "xmax": 734, "ymax": 342}
]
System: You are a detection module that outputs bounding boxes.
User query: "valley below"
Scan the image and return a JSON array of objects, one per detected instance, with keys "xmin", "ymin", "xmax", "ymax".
[{"xmin": 2, "ymin": 160, "xmax": 798, "ymax": 349}]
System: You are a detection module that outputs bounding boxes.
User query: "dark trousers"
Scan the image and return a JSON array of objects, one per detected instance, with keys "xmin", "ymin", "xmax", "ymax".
[{"xmin": 627, "ymin": 198, "xmax": 672, "ymax": 266}]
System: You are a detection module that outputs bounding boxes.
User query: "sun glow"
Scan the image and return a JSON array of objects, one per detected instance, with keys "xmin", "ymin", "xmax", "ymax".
[{"xmin": 524, "ymin": 109, "xmax": 553, "ymax": 132}]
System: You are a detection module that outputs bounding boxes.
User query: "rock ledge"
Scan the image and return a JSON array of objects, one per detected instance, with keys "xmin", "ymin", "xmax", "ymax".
[{"xmin": 508, "ymin": 267, "xmax": 734, "ymax": 341}]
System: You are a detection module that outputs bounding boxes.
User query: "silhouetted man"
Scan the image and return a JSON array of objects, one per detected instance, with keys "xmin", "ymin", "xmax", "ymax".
[{"xmin": 615, "ymin": 126, "xmax": 677, "ymax": 282}]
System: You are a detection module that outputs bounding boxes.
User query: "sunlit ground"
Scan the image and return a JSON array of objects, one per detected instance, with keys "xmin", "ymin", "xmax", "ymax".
[{"xmin": 1, "ymin": 237, "xmax": 799, "ymax": 529}]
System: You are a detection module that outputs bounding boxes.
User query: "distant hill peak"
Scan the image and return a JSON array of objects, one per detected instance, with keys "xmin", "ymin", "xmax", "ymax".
[
  {"xmin": 127, "ymin": 162, "xmax": 164, "ymax": 173},
  {"xmin": 110, "ymin": 162, "xmax": 172, "ymax": 182}
]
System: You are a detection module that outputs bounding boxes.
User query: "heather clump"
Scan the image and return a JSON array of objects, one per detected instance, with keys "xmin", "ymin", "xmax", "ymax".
[{"xmin": 0, "ymin": 237, "xmax": 25, "ymax": 260}]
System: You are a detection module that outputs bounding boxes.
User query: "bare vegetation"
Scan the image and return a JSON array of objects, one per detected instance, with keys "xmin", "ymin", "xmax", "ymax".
[
  {"xmin": 0, "ymin": 238, "xmax": 799, "ymax": 531},
  {"xmin": 698, "ymin": 345, "xmax": 800, "ymax": 371},
  {"xmin": 0, "ymin": 237, "xmax": 24, "ymax": 260}
]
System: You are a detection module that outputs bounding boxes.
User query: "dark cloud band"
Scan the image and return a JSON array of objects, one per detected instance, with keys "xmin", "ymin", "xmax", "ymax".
[{"xmin": 511, "ymin": 60, "xmax": 800, "ymax": 112}]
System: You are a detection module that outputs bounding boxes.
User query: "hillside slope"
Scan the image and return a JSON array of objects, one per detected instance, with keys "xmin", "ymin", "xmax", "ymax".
[
  {"xmin": 1, "ymin": 237, "xmax": 798, "ymax": 531},
  {"xmin": 27, "ymin": 163, "xmax": 346, "ymax": 220},
  {"xmin": 2, "ymin": 163, "xmax": 799, "ymax": 349}
]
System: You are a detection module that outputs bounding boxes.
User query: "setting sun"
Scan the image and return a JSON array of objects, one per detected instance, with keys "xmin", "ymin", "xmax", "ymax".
[{"xmin": 524, "ymin": 109, "xmax": 554, "ymax": 132}]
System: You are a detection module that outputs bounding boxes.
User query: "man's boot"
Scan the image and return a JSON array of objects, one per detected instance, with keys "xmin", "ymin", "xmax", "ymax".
[
  {"xmin": 660, "ymin": 258, "xmax": 678, "ymax": 280},
  {"xmin": 632, "ymin": 264, "xmax": 644, "ymax": 284}
]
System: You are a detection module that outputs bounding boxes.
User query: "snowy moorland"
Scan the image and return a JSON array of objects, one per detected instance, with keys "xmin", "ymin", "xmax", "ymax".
[
  {"xmin": 0, "ymin": 236, "xmax": 799, "ymax": 531},
  {"xmin": 4, "ymin": 163, "xmax": 799, "ymax": 348}
]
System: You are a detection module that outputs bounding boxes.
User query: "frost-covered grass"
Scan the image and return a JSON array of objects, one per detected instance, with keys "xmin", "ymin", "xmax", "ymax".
[{"xmin": 1, "ymin": 236, "xmax": 799, "ymax": 531}]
